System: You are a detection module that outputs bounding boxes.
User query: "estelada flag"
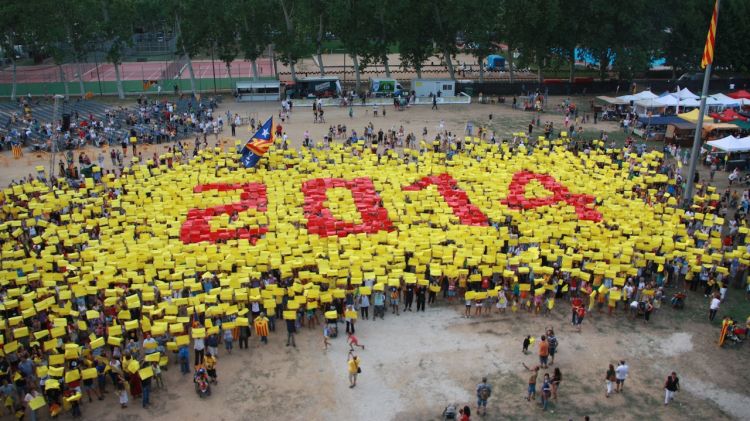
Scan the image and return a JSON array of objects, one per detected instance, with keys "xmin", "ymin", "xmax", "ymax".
[
  {"xmin": 240, "ymin": 117, "xmax": 274, "ymax": 168},
  {"xmin": 701, "ymin": 0, "xmax": 719, "ymax": 69}
]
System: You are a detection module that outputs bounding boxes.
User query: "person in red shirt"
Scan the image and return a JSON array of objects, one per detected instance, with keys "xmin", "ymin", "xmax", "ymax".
[
  {"xmin": 347, "ymin": 333, "xmax": 365, "ymax": 351},
  {"xmin": 576, "ymin": 306, "xmax": 586, "ymax": 332}
]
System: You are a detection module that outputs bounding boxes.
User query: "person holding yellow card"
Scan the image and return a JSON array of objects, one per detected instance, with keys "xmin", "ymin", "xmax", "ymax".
[{"xmin": 254, "ymin": 313, "xmax": 270, "ymax": 345}]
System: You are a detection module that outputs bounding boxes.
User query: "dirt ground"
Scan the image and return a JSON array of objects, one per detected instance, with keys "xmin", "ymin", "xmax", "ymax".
[
  {"xmin": 0, "ymin": 98, "xmax": 616, "ymax": 186},
  {"xmin": 57, "ymin": 297, "xmax": 750, "ymax": 421},
  {"xmin": 1, "ymin": 99, "xmax": 749, "ymax": 421}
]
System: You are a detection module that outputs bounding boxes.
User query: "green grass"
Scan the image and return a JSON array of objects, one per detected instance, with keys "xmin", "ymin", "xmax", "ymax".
[{"xmin": 722, "ymin": 286, "xmax": 750, "ymax": 321}]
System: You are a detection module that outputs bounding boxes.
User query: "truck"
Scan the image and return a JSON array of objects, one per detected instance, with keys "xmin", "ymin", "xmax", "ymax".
[
  {"xmin": 369, "ymin": 78, "xmax": 405, "ymax": 97},
  {"xmin": 485, "ymin": 55, "xmax": 505, "ymax": 71},
  {"xmin": 284, "ymin": 77, "xmax": 342, "ymax": 99}
]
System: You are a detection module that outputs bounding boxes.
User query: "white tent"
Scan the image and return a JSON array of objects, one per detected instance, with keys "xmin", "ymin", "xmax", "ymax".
[
  {"xmin": 673, "ymin": 87, "xmax": 699, "ymax": 100},
  {"xmin": 706, "ymin": 135, "xmax": 750, "ymax": 152},
  {"xmin": 678, "ymin": 96, "xmax": 723, "ymax": 108},
  {"xmin": 710, "ymin": 93, "xmax": 741, "ymax": 107},
  {"xmin": 618, "ymin": 90, "xmax": 658, "ymax": 103}
]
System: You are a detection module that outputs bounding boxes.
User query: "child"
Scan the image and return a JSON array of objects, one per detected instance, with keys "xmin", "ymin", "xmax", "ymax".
[
  {"xmin": 205, "ymin": 353, "xmax": 218, "ymax": 385},
  {"xmin": 522, "ymin": 335, "xmax": 532, "ymax": 354},
  {"xmin": 323, "ymin": 326, "xmax": 331, "ymax": 350},
  {"xmin": 117, "ymin": 382, "xmax": 129, "ymax": 409},
  {"xmin": 496, "ymin": 290, "xmax": 507, "ymax": 314},
  {"xmin": 152, "ymin": 362, "xmax": 164, "ymax": 389},
  {"xmin": 223, "ymin": 327, "xmax": 234, "ymax": 354},
  {"xmin": 348, "ymin": 333, "xmax": 365, "ymax": 351}
]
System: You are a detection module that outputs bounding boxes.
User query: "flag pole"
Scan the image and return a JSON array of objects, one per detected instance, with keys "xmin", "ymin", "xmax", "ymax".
[{"xmin": 683, "ymin": 0, "xmax": 720, "ymax": 208}]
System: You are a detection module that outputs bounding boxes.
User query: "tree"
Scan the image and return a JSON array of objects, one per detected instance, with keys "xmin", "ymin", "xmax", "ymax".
[
  {"xmin": 500, "ymin": 0, "xmax": 526, "ymax": 83},
  {"xmin": 509, "ymin": 0, "xmax": 560, "ymax": 83},
  {"xmin": 101, "ymin": 0, "xmax": 137, "ymax": 99},
  {"xmin": 553, "ymin": 0, "xmax": 587, "ymax": 82},
  {"xmin": 395, "ymin": 0, "xmax": 434, "ymax": 79},
  {"xmin": 238, "ymin": 0, "xmax": 275, "ymax": 80},
  {"xmin": 712, "ymin": 0, "xmax": 750, "ymax": 73},
  {"xmin": 327, "ymin": 0, "xmax": 373, "ymax": 92},
  {"xmin": 461, "ymin": 0, "xmax": 503, "ymax": 83},
  {"xmin": 431, "ymin": 0, "xmax": 463, "ymax": 80},
  {"xmin": 309, "ymin": 0, "xmax": 328, "ymax": 76},
  {"xmin": 276, "ymin": 0, "xmax": 309, "ymax": 81},
  {"xmin": 352, "ymin": 0, "xmax": 397, "ymax": 79},
  {"xmin": 207, "ymin": 0, "xmax": 241, "ymax": 90},
  {"xmin": 53, "ymin": 0, "xmax": 99, "ymax": 97},
  {"xmin": 0, "ymin": 0, "xmax": 26, "ymax": 100},
  {"xmin": 169, "ymin": 0, "xmax": 207, "ymax": 94}
]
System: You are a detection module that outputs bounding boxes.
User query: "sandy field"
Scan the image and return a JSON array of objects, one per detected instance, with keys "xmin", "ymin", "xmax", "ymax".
[
  {"xmin": 61, "ymin": 301, "xmax": 750, "ymax": 421},
  {"xmin": 1, "ymin": 99, "xmax": 749, "ymax": 421},
  {"xmin": 0, "ymin": 99, "xmax": 614, "ymax": 186}
]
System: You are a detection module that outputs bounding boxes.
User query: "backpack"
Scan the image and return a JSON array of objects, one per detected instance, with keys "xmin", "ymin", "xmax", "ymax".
[
  {"xmin": 548, "ymin": 336, "xmax": 558, "ymax": 349},
  {"xmin": 478, "ymin": 385, "xmax": 491, "ymax": 400}
]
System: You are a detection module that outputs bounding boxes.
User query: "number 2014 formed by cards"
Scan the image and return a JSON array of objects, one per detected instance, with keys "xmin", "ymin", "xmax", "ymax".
[{"xmin": 179, "ymin": 171, "xmax": 602, "ymax": 244}]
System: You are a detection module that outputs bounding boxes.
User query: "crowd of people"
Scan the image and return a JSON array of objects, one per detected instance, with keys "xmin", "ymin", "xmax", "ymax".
[{"xmin": 0, "ymin": 97, "xmax": 749, "ymax": 420}]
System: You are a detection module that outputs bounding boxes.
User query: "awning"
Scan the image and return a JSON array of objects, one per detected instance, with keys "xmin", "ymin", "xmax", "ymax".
[
  {"xmin": 706, "ymin": 135, "xmax": 750, "ymax": 152},
  {"xmin": 669, "ymin": 121, "xmax": 697, "ymax": 130},
  {"xmin": 728, "ymin": 89, "xmax": 750, "ymax": 99},
  {"xmin": 596, "ymin": 96, "xmax": 628, "ymax": 105},
  {"xmin": 678, "ymin": 109, "xmax": 714, "ymax": 123},
  {"xmin": 618, "ymin": 90, "xmax": 658, "ymax": 103},
  {"xmin": 673, "ymin": 87, "xmax": 699, "ymax": 100},
  {"xmin": 639, "ymin": 116, "xmax": 685, "ymax": 126},
  {"xmin": 703, "ymin": 123, "xmax": 738, "ymax": 132},
  {"xmin": 710, "ymin": 93, "xmax": 741, "ymax": 107},
  {"xmin": 730, "ymin": 119, "xmax": 750, "ymax": 130}
]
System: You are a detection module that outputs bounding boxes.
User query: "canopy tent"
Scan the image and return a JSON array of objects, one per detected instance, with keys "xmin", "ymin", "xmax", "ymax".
[
  {"xmin": 730, "ymin": 119, "xmax": 750, "ymax": 130},
  {"xmin": 706, "ymin": 135, "xmax": 750, "ymax": 152},
  {"xmin": 703, "ymin": 122, "xmax": 739, "ymax": 132},
  {"xmin": 639, "ymin": 115, "xmax": 685, "ymax": 126},
  {"xmin": 678, "ymin": 96, "xmax": 723, "ymax": 108},
  {"xmin": 618, "ymin": 90, "xmax": 658, "ymax": 103},
  {"xmin": 673, "ymin": 87, "xmax": 699, "ymax": 100},
  {"xmin": 596, "ymin": 95, "xmax": 628, "ymax": 105},
  {"xmin": 709, "ymin": 109, "xmax": 747, "ymax": 122},
  {"xmin": 710, "ymin": 93, "xmax": 741, "ymax": 107},
  {"xmin": 728, "ymin": 89, "xmax": 750, "ymax": 99},
  {"xmin": 635, "ymin": 95, "xmax": 680, "ymax": 108},
  {"xmin": 678, "ymin": 109, "xmax": 713, "ymax": 123}
]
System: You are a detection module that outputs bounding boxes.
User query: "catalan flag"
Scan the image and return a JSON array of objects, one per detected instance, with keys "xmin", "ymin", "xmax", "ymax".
[
  {"xmin": 12, "ymin": 142, "xmax": 22, "ymax": 159},
  {"xmin": 239, "ymin": 117, "xmax": 274, "ymax": 168},
  {"xmin": 701, "ymin": 0, "xmax": 719, "ymax": 69}
]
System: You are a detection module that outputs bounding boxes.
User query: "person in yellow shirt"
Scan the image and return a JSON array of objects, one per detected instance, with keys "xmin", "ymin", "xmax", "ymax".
[{"xmin": 347, "ymin": 352, "xmax": 360, "ymax": 388}]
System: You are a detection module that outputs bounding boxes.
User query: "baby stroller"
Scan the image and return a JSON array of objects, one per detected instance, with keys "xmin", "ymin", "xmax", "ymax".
[
  {"xmin": 442, "ymin": 403, "xmax": 458, "ymax": 420},
  {"xmin": 326, "ymin": 318, "xmax": 338, "ymax": 338},
  {"xmin": 671, "ymin": 292, "xmax": 686, "ymax": 309},
  {"xmin": 194, "ymin": 368, "xmax": 212, "ymax": 398}
]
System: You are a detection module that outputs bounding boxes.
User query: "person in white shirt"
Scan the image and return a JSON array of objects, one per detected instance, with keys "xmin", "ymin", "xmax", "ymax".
[
  {"xmin": 709, "ymin": 294, "xmax": 721, "ymax": 321},
  {"xmin": 615, "ymin": 361, "xmax": 629, "ymax": 393},
  {"xmin": 194, "ymin": 335, "xmax": 206, "ymax": 366}
]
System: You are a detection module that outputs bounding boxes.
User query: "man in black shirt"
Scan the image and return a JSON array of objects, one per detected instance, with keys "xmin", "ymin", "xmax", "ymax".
[{"xmin": 664, "ymin": 372, "xmax": 679, "ymax": 405}]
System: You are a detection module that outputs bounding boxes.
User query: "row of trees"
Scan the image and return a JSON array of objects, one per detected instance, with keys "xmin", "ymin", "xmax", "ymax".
[{"xmin": 1, "ymin": 0, "xmax": 749, "ymax": 100}]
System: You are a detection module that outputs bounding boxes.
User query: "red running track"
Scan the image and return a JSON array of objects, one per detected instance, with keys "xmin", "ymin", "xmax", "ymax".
[{"xmin": 0, "ymin": 59, "xmax": 275, "ymax": 84}]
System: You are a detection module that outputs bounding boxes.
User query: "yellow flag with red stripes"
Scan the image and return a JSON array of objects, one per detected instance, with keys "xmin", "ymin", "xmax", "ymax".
[{"xmin": 701, "ymin": 0, "xmax": 719, "ymax": 69}]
